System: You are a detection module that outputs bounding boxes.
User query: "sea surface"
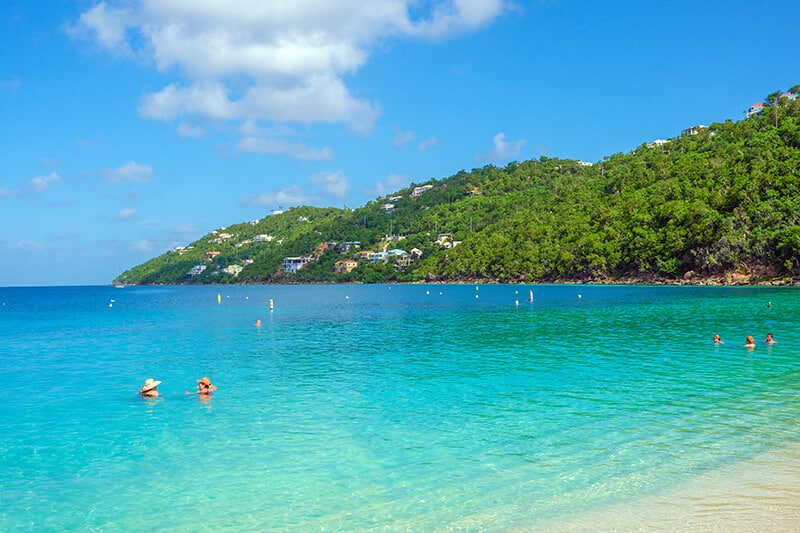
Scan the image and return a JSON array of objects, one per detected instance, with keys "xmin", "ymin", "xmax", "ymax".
[{"xmin": 1, "ymin": 284, "xmax": 799, "ymax": 531}]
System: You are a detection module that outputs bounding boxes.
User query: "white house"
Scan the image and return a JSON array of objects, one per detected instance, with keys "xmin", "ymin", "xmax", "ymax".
[{"xmin": 283, "ymin": 256, "xmax": 312, "ymax": 273}]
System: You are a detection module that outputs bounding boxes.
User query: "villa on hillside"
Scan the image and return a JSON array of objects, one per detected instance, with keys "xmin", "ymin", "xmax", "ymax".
[
  {"xmin": 283, "ymin": 256, "xmax": 312, "ymax": 273},
  {"xmin": 410, "ymin": 184, "xmax": 433, "ymax": 200},
  {"xmin": 188, "ymin": 264, "xmax": 207, "ymax": 276},
  {"xmin": 333, "ymin": 259, "xmax": 358, "ymax": 274},
  {"xmin": 746, "ymin": 102, "xmax": 764, "ymax": 118},
  {"xmin": 681, "ymin": 125, "xmax": 707, "ymax": 136}
]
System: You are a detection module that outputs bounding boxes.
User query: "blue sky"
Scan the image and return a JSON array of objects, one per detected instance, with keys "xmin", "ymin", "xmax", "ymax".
[{"xmin": 2, "ymin": 1, "xmax": 799, "ymax": 287}]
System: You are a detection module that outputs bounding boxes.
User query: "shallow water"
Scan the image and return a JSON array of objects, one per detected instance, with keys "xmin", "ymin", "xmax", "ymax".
[{"xmin": 1, "ymin": 284, "xmax": 798, "ymax": 531}]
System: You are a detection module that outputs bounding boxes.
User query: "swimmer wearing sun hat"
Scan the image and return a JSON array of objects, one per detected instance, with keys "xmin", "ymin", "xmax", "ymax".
[
  {"xmin": 196, "ymin": 377, "xmax": 217, "ymax": 396},
  {"xmin": 139, "ymin": 378, "xmax": 162, "ymax": 398}
]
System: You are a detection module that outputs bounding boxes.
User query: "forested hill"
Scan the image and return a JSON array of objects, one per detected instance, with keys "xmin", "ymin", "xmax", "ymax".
[{"xmin": 114, "ymin": 87, "xmax": 800, "ymax": 286}]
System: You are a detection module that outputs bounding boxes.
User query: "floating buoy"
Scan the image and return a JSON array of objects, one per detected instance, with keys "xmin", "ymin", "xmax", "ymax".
[
  {"xmin": 426, "ymin": 290, "xmax": 430, "ymax": 295},
  {"xmin": 217, "ymin": 293, "xmax": 221, "ymax": 304},
  {"xmin": 515, "ymin": 300, "xmax": 519, "ymax": 306},
  {"xmin": 578, "ymin": 294, "xmax": 582, "ymax": 299},
  {"xmin": 528, "ymin": 290, "xmax": 534, "ymax": 302},
  {"xmin": 269, "ymin": 298, "xmax": 274, "ymax": 311}
]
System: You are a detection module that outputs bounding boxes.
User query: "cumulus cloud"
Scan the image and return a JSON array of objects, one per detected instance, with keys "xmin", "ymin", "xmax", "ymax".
[
  {"xmin": 310, "ymin": 170, "xmax": 349, "ymax": 199},
  {"xmin": 173, "ymin": 223, "xmax": 199, "ymax": 234},
  {"xmin": 103, "ymin": 161, "xmax": 154, "ymax": 184},
  {"xmin": 418, "ymin": 136, "xmax": 440, "ymax": 153},
  {"xmin": 176, "ymin": 123, "xmax": 205, "ymax": 138},
  {"xmin": 30, "ymin": 172, "xmax": 61, "ymax": 192},
  {"xmin": 482, "ymin": 132, "xmax": 525, "ymax": 162},
  {"xmin": 0, "ymin": 187, "xmax": 20, "ymax": 199},
  {"xmin": 240, "ymin": 185, "xmax": 317, "ymax": 208},
  {"xmin": 72, "ymin": 1, "xmax": 510, "ymax": 140},
  {"xmin": 14, "ymin": 240, "xmax": 46, "ymax": 253},
  {"xmin": 115, "ymin": 207, "xmax": 137, "ymax": 220},
  {"xmin": 365, "ymin": 173, "xmax": 410, "ymax": 197},
  {"xmin": 237, "ymin": 136, "xmax": 333, "ymax": 161},
  {"xmin": 132, "ymin": 239, "xmax": 155, "ymax": 252},
  {"xmin": 393, "ymin": 130, "xmax": 415, "ymax": 146}
]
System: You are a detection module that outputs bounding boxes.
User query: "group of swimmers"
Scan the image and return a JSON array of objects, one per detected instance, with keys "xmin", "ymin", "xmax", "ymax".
[
  {"xmin": 138, "ymin": 377, "xmax": 217, "ymax": 398},
  {"xmin": 713, "ymin": 333, "xmax": 777, "ymax": 347}
]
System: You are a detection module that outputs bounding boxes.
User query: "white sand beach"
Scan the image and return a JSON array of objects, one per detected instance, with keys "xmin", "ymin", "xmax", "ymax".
[{"xmin": 533, "ymin": 443, "xmax": 800, "ymax": 532}]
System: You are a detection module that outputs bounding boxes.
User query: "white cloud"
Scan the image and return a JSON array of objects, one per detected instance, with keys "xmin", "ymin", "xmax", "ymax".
[
  {"xmin": 173, "ymin": 223, "xmax": 199, "ymax": 234},
  {"xmin": 240, "ymin": 185, "xmax": 317, "ymax": 208},
  {"xmin": 238, "ymin": 137, "xmax": 333, "ymax": 160},
  {"xmin": 69, "ymin": 2, "xmax": 134, "ymax": 53},
  {"xmin": 14, "ymin": 240, "xmax": 46, "ymax": 253},
  {"xmin": 115, "ymin": 207, "xmax": 137, "ymax": 220},
  {"xmin": 418, "ymin": 136, "xmax": 439, "ymax": 153},
  {"xmin": 132, "ymin": 239, "xmax": 155, "ymax": 252},
  {"xmin": 176, "ymin": 123, "xmax": 206, "ymax": 138},
  {"xmin": 30, "ymin": 172, "xmax": 61, "ymax": 192},
  {"xmin": 482, "ymin": 132, "xmax": 525, "ymax": 162},
  {"xmin": 310, "ymin": 170, "xmax": 349, "ymax": 199},
  {"xmin": 366, "ymin": 173, "xmax": 410, "ymax": 197},
  {"xmin": 0, "ymin": 187, "xmax": 20, "ymax": 199},
  {"xmin": 393, "ymin": 130, "xmax": 415, "ymax": 146},
  {"xmin": 73, "ymin": 1, "xmax": 510, "ymax": 136},
  {"xmin": 104, "ymin": 161, "xmax": 154, "ymax": 184}
]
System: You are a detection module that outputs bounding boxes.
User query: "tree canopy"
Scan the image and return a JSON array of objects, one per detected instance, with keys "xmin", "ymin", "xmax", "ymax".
[{"xmin": 114, "ymin": 87, "xmax": 800, "ymax": 286}]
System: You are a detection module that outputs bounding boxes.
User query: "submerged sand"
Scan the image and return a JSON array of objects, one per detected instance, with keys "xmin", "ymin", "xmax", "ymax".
[{"xmin": 533, "ymin": 443, "xmax": 800, "ymax": 532}]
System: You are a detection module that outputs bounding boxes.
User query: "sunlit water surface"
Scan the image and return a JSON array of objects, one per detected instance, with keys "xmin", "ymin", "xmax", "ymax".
[{"xmin": 1, "ymin": 284, "xmax": 799, "ymax": 531}]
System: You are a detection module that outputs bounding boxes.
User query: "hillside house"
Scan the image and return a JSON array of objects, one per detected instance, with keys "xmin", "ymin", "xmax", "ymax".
[
  {"xmin": 283, "ymin": 256, "xmax": 312, "ymax": 273},
  {"xmin": 336, "ymin": 241, "xmax": 361, "ymax": 254},
  {"xmin": 333, "ymin": 259, "xmax": 358, "ymax": 274},
  {"xmin": 224, "ymin": 264, "xmax": 243, "ymax": 277},
  {"xmin": 410, "ymin": 184, "xmax": 433, "ymax": 199},
  {"xmin": 746, "ymin": 103, "xmax": 764, "ymax": 118},
  {"xmin": 188, "ymin": 264, "xmax": 207, "ymax": 276}
]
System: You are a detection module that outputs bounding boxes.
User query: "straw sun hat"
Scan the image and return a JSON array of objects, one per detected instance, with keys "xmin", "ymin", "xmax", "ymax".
[
  {"xmin": 197, "ymin": 377, "xmax": 217, "ymax": 391},
  {"xmin": 140, "ymin": 378, "xmax": 161, "ymax": 393}
]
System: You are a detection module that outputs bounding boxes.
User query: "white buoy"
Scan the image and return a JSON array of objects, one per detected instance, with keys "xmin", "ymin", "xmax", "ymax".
[
  {"xmin": 269, "ymin": 298, "xmax": 274, "ymax": 311},
  {"xmin": 578, "ymin": 294, "xmax": 582, "ymax": 299},
  {"xmin": 515, "ymin": 300, "xmax": 519, "ymax": 306}
]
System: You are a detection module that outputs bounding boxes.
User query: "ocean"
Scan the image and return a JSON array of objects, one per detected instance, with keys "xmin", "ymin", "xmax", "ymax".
[{"xmin": 1, "ymin": 284, "xmax": 799, "ymax": 531}]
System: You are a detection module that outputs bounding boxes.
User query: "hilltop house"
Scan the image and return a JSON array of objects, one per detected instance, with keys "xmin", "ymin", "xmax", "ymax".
[{"xmin": 746, "ymin": 103, "xmax": 764, "ymax": 118}]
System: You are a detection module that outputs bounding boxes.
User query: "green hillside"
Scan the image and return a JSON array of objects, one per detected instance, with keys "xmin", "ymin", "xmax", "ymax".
[{"xmin": 113, "ymin": 87, "xmax": 800, "ymax": 286}]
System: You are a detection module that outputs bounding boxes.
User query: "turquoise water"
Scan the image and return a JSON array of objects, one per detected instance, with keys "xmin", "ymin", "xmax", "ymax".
[{"xmin": 1, "ymin": 284, "xmax": 798, "ymax": 531}]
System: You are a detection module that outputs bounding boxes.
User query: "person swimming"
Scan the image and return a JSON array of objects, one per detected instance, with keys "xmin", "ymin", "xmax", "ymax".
[
  {"xmin": 139, "ymin": 378, "xmax": 161, "ymax": 398},
  {"xmin": 196, "ymin": 377, "xmax": 217, "ymax": 396},
  {"xmin": 745, "ymin": 336, "xmax": 756, "ymax": 348},
  {"xmin": 764, "ymin": 333, "xmax": 777, "ymax": 345},
  {"xmin": 713, "ymin": 334, "xmax": 724, "ymax": 344}
]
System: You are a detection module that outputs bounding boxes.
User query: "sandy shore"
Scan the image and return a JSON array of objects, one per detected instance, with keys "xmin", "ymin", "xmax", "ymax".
[{"xmin": 527, "ymin": 443, "xmax": 800, "ymax": 532}]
